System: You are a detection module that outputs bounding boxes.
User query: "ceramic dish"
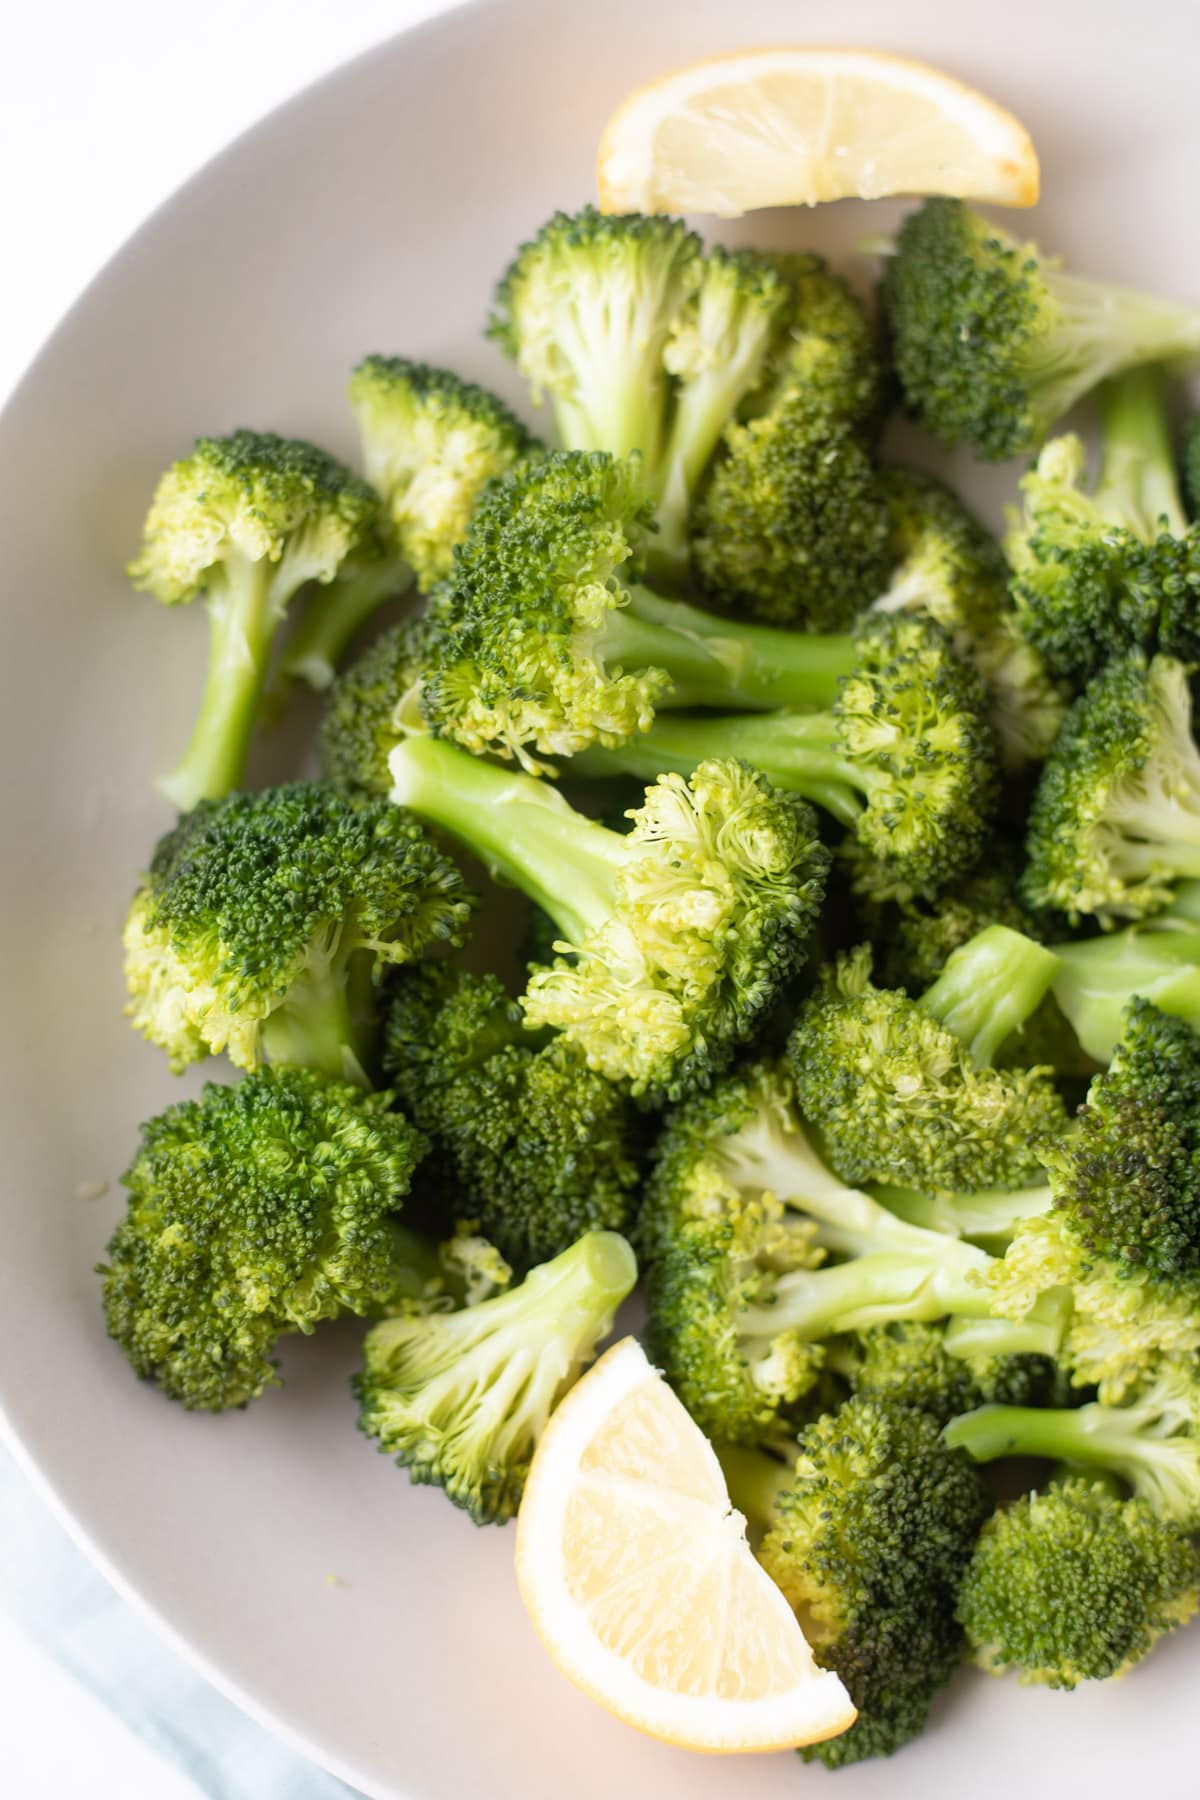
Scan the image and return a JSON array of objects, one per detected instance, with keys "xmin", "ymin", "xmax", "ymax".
[{"xmin": 1, "ymin": 0, "xmax": 1197, "ymax": 1794}]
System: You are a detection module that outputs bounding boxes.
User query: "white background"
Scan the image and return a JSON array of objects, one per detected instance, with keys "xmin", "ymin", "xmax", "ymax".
[{"xmin": 0, "ymin": 4, "xmax": 451, "ymax": 1791}]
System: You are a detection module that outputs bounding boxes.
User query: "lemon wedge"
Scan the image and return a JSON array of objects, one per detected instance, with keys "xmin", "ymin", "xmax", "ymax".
[
  {"xmin": 514, "ymin": 1336, "xmax": 855, "ymax": 1754},
  {"xmin": 597, "ymin": 46, "xmax": 1038, "ymax": 217}
]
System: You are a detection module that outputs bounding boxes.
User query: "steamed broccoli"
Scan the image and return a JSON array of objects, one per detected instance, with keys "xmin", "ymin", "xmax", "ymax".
[
  {"xmin": 844, "ymin": 1320, "xmax": 1066, "ymax": 1425},
  {"xmin": 567, "ymin": 613, "xmax": 998, "ymax": 903},
  {"xmin": 881, "ymin": 198, "xmax": 1200, "ymax": 459},
  {"xmin": 419, "ymin": 449, "xmax": 923, "ymax": 771},
  {"xmin": 388, "ymin": 737, "xmax": 828, "ymax": 1100},
  {"xmin": 98, "ymin": 1068, "xmax": 427, "ymax": 1410},
  {"xmin": 957, "ymin": 1476, "xmax": 1200, "ymax": 1687},
  {"xmin": 1022, "ymin": 652, "xmax": 1200, "ymax": 923},
  {"xmin": 874, "ymin": 467, "xmax": 1065, "ymax": 765},
  {"xmin": 727, "ymin": 1399, "xmax": 991, "ymax": 1766},
  {"xmin": 123, "ymin": 783, "xmax": 475, "ymax": 1082},
  {"xmin": 639, "ymin": 1062, "xmax": 1066, "ymax": 1445},
  {"xmin": 354, "ymin": 1230, "xmax": 637, "ymax": 1524},
  {"xmin": 945, "ymin": 1357, "xmax": 1200, "ymax": 1529},
  {"xmin": 129, "ymin": 430, "xmax": 380, "ymax": 808},
  {"xmin": 319, "ymin": 617, "xmax": 433, "ymax": 794},
  {"xmin": 990, "ymin": 1001, "xmax": 1200, "ymax": 1395},
  {"xmin": 789, "ymin": 927, "xmax": 1068, "ymax": 1193},
  {"xmin": 1052, "ymin": 916, "xmax": 1200, "ymax": 1061},
  {"xmin": 282, "ymin": 360, "xmax": 538, "ymax": 688},
  {"xmin": 381, "ymin": 964, "xmax": 642, "ymax": 1268},
  {"xmin": 1008, "ymin": 368, "xmax": 1200, "ymax": 686}
]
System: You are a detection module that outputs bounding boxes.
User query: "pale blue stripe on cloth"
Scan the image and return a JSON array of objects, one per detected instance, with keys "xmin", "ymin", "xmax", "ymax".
[{"xmin": 0, "ymin": 1441, "xmax": 359, "ymax": 1799}]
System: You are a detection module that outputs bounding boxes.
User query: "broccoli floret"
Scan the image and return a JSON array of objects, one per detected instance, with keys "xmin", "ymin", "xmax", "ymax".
[
  {"xmin": 945, "ymin": 1356, "xmax": 1200, "ymax": 1529},
  {"xmin": 282, "ymin": 360, "xmax": 538, "ymax": 688},
  {"xmin": 354, "ymin": 1230, "xmax": 637, "ymax": 1524},
  {"xmin": 789, "ymin": 928, "xmax": 1068, "ymax": 1192},
  {"xmin": 845, "ymin": 1320, "xmax": 1066, "ymax": 1425},
  {"xmin": 874, "ymin": 467, "xmax": 1065, "ymax": 765},
  {"xmin": 129, "ymin": 430, "xmax": 380, "ymax": 807},
  {"xmin": 991, "ymin": 1001, "xmax": 1200, "ymax": 1395},
  {"xmin": 639, "ymin": 1062, "xmax": 1065, "ymax": 1445},
  {"xmin": 873, "ymin": 848, "xmax": 1042, "ymax": 993},
  {"xmin": 1052, "ymin": 917, "xmax": 1200, "ymax": 1062},
  {"xmin": 98, "ymin": 1068, "xmax": 427, "ymax": 1410},
  {"xmin": 420, "ymin": 448, "xmax": 913, "ymax": 771},
  {"xmin": 1008, "ymin": 369, "xmax": 1200, "ymax": 685},
  {"xmin": 388, "ymin": 738, "xmax": 828, "ymax": 1101},
  {"xmin": 957, "ymin": 1476, "xmax": 1200, "ymax": 1688},
  {"xmin": 568, "ymin": 613, "xmax": 998, "ymax": 903},
  {"xmin": 319, "ymin": 616, "xmax": 433, "ymax": 794},
  {"xmin": 123, "ymin": 783, "xmax": 475, "ymax": 1082},
  {"xmin": 489, "ymin": 208, "xmax": 701, "ymax": 471},
  {"xmin": 1023, "ymin": 652, "xmax": 1200, "ymax": 923},
  {"xmin": 381, "ymin": 964, "xmax": 642, "ymax": 1267},
  {"xmin": 727, "ymin": 1399, "xmax": 991, "ymax": 1767},
  {"xmin": 881, "ymin": 198, "xmax": 1200, "ymax": 459}
]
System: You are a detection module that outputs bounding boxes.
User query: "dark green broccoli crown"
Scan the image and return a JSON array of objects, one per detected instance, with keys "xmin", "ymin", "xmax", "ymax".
[
  {"xmin": 348, "ymin": 358, "xmax": 540, "ymax": 590},
  {"xmin": 99, "ymin": 1068, "xmax": 426, "ymax": 1410},
  {"xmin": 958, "ymin": 1479, "xmax": 1200, "ymax": 1687},
  {"xmin": 319, "ymin": 617, "xmax": 434, "ymax": 795},
  {"xmin": 882, "ymin": 199, "xmax": 1047, "ymax": 459},
  {"xmin": 834, "ymin": 614, "xmax": 999, "ymax": 904},
  {"xmin": 691, "ymin": 398, "xmax": 892, "ymax": 630},
  {"xmin": 760, "ymin": 1397, "xmax": 991, "ymax": 1766},
  {"xmin": 420, "ymin": 449, "xmax": 667, "ymax": 764},
  {"xmin": 848, "ymin": 1321, "xmax": 1065, "ymax": 1426},
  {"xmin": 124, "ymin": 783, "xmax": 474, "ymax": 1073},
  {"xmin": 1022, "ymin": 651, "xmax": 1200, "ymax": 922},
  {"xmin": 788, "ymin": 945, "xmax": 1066, "ymax": 1192},
  {"xmin": 878, "ymin": 466, "xmax": 1009, "ymax": 627},
  {"xmin": 129, "ymin": 429, "xmax": 379, "ymax": 604},
  {"xmin": 1047, "ymin": 999, "xmax": 1200, "ymax": 1281},
  {"xmin": 382, "ymin": 965, "xmax": 642, "ymax": 1268},
  {"xmin": 354, "ymin": 1230, "xmax": 637, "ymax": 1524}
]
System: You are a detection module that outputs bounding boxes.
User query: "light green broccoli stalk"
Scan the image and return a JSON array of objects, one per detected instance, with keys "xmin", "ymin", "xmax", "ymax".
[
  {"xmin": 880, "ymin": 198, "xmax": 1200, "ymax": 459},
  {"xmin": 129, "ymin": 430, "xmax": 379, "ymax": 807},
  {"xmin": 98, "ymin": 1067, "xmax": 428, "ymax": 1410},
  {"xmin": 354, "ymin": 1230, "xmax": 637, "ymax": 1524},
  {"xmin": 123, "ymin": 782, "xmax": 475, "ymax": 1083},
  {"xmin": 387, "ymin": 736, "xmax": 828, "ymax": 1102}
]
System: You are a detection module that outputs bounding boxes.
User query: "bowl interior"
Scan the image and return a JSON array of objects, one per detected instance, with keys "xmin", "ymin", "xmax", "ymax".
[{"xmin": 1, "ymin": 1, "xmax": 1198, "ymax": 1796}]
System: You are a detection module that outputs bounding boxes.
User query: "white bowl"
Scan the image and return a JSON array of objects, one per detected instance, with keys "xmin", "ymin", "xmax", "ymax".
[{"xmin": 1, "ymin": 1, "xmax": 1198, "ymax": 1795}]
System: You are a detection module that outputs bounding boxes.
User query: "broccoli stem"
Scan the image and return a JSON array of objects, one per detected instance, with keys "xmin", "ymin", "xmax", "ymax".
[
  {"xmin": 569, "ymin": 711, "xmax": 865, "ymax": 828},
  {"xmin": 945, "ymin": 1400, "xmax": 1140, "ymax": 1474},
  {"xmin": 874, "ymin": 1183, "xmax": 1055, "ymax": 1250},
  {"xmin": 1052, "ymin": 927, "xmax": 1200, "ymax": 1062},
  {"xmin": 387, "ymin": 735, "xmax": 621, "ymax": 945},
  {"xmin": 1031, "ymin": 270, "xmax": 1200, "ymax": 429},
  {"xmin": 1095, "ymin": 367, "xmax": 1189, "ymax": 538},
  {"xmin": 739, "ymin": 1245, "xmax": 998, "ymax": 1343},
  {"xmin": 160, "ymin": 560, "xmax": 279, "ymax": 810},
  {"xmin": 282, "ymin": 556, "xmax": 412, "ymax": 690},
  {"xmin": 918, "ymin": 926, "xmax": 1061, "ymax": 1067},
  {"xmin": 258, "ymin": 948, "xmax": 373, "ymax": 1086},
  {"xmin": 603, "ymin": 588, "xmax": 857, "ymax": 712},
  {"xmin": 943, "ymin": 1297, "xmax": 1073, "ymax": 1362},
  {"xmin": 717, "ymin": 1445, "xmax": 793, "ymax": 1531}
]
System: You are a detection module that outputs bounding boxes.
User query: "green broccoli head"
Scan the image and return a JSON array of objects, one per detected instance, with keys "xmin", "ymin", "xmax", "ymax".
[
  {"xmin": 993, "ymin": 1001, "xmax": 1200, "ymax": 1395},
  {"xmin": 348, "ymin": 357, "xmax": 540, "ymax": 590},
  {"xmin": 846, "ymin": 1320, "xmax": 1066, "ymax": 1427},
  {"xmin": 788, "ymin": 935, "xmax": 1067, "ymax": 1193},
  {"xmin": 875, "ymin": 466, "xmax": 1065, "ymax": 766},
  {"xmin": 123, "ymin": 782, "xmax": 475, "ymax": 1081},
  {"xmin": 389, "ymin": 735, "xmax": 829, "ymax": 1102},
  {"xmin": 1023, "ymin": 652, "xmax": 1200, "ymax": 923},
  {"xmin": 874, "ymin": 846, "xmax": 1041, "ymax": 994},
  {"xmin": 381, "ymin": 964, "xmax": 642, "ymax": 1268},
  {"xmin": 882, "ymin": 199, "xmax": 1200, "ymax": 459},
  {"xmin": 319, "ymin": 616, "xmax": 433, "ymax": 795},
  {"xmin": 129, "ymin": 430, "xmax": 380, "ymax": 807},
  {"xmin": 690, "ymin": 398, "xmax": 893, "ymax": 630},
  {"xmin": 758, "ymin": 1398, "xmax": 992, "ymax": 1767},
  {"xmin": 957, "ymin": 1478, "xmax": 1200, "ymax": 1688},
  {"xmin": 762, "ymin": 251, "xmax": 886, "ymax": 429},
  {"xmin": 489, "ymin": 206, "xmax": 701, "ymax": 479},
  {"xmin": 354, "ymin": 1230, "xmax": 637, "ymax": 1524},
  {"xmin": 98, "ymin": 1068, "xmax": 426, "ymax": 1410}
]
